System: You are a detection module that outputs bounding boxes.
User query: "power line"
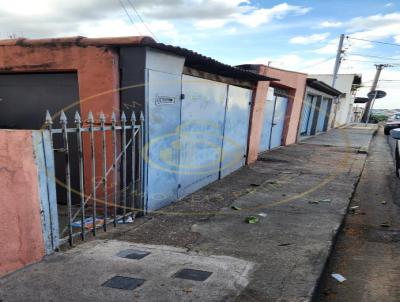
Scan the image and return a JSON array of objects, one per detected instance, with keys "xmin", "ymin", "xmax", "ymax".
[
  {"xmin": 118, "ymin": 0, "xmax": 142, "ymax": 35},
  {"xmin": 126, "ymin": 0, "xmax": 159, "ymax": 42},
  {"xmin": 342, "ymin": 58, "xmax": 400, "ymax": 66},
  {"xmin": 346, "ymin": 36, "xmax": 400, "ymax": 47},
  {"xmin": 298, "ymin": 56, "xmax": 336, "ymax": 71},
  {"xmin": 346, "ymin": 52, "xmax": 400, "ymax": 61}
]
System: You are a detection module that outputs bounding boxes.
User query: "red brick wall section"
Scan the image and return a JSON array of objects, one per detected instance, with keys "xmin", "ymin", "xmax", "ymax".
[
  {"xmin": 0, "ymin": 44, "xmax": 120, "ymax": 202},
  {"xmin": 0, "ymin": 130, "xmax": 45, "ymax": 277}
]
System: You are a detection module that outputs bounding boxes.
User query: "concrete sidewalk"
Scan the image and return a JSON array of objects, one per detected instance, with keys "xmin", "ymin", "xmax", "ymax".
[{"xmin": 0, "ymin": 125, "xmax": 377, "ymax": 302}]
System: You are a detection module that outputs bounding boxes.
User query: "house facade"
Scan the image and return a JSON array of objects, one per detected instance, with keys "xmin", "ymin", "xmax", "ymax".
[
  {"xmin": 238, "ymin": 64, "xmax": 307, "ymax": 164},
  {"xmin": 0, "ymin": 36, "xmax": 273, "ymax": 213},
  {"xmin": 309, "ymin": 74, "xmax": 362, "ymax": 127},
  {"xmin": 298, "ymin": 78, "xmax": 343, "ymax": 138}
]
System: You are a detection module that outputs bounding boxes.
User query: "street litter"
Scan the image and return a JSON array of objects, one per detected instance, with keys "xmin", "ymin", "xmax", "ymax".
[
  {"xmin": 381, "ymin": 200, "xmax": 387, "ymax": 205},
  {"xmin": 231, "ymin": 205, "xmax": 242, "ymax": 211},
  {"xmin": 331, "ymin": 273, "xmax": 346, "ymax": 283},
  {"xmin": 380, "ymin": 222, "xmax": 391, "ymax": 228},
  {"xmin": 71, "ymin": 217, "xmax": 103, "ymax": 229},
  {"xmin": 117, "ymin": 216, "xmax": 134, "ymax": 224},
  {"xmin": 350, "ymin": 206, "xmax": 359, "ymax": 213},
  {"xmin": 245, "ymin": 216, "xmax": 260, "ymax": 224},
  {"xmin": 258, "ymin": 212, "xmax": 267, "ymax": 217},
  {"xmin": 319, "ymin": 198, "xmax": 331, "ymax": 203}
]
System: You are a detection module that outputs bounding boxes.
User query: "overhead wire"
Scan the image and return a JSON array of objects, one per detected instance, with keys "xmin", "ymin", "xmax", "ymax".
[
  {"xmin": 125, "ymin": 0, "xmax": 159, "ymax": 42},
  {"xmin": 346, "ymin": 36, "xmax": 400, "ymax": 47},
  {"xmin": 118, "ymin": 0, "xmax": 142, "ymax": 35}
]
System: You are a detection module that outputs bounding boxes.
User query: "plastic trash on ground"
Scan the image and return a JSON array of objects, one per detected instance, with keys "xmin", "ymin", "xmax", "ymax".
[{"xmin": 331, "ymin": 273, "xmax": 346, "ymax": 283}]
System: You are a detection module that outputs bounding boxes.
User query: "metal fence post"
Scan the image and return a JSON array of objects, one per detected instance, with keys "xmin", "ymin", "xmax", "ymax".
[
  {"xmin": 88, "ymin": 111, "xmax": 97, "ymax": 236},
  {"xmin": 100, "ymin": 112, "xmax": 108, "ymax": 231},
  {"xmin": 74, "ymin": 112, "xmax": 85, "ymax": 241},
  {"xmin": 60, "ymin": 111, "xmax": 73, "ymax": 246}
]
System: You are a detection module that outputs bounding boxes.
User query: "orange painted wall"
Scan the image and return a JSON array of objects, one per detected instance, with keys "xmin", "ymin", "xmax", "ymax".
[
  {"xmin": 247, "ymin": 65, "xmax": 307, "ymax": 164},
  {"xmin": 0, "ymin": 44, "xmax": 120, "ymax": 203},
  {"xmin": 0, "ymin": 130, "xmax": 45, "ymax": 277}
]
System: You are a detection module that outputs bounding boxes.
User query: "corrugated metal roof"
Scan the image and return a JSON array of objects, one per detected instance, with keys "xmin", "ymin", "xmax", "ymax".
[
  {"xmin": 141, "ymin": 41, "xmax": 277, "ymax": 82},
  {"xmin": 306, "ymin": 78, "xmax": 344, "ymax": 96}
]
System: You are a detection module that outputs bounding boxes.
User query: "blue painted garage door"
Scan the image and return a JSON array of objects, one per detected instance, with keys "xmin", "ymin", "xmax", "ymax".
[
  {"xmin": 300, "ymin": 95, "xmax": 314, "ymax": 136},
  {"xmin": 270, "ymin": 96, "xmax": 288, "ymax": 149},
  {"xmin": 147, "ymin": 70, "xmax": 183, "ymax": 210},
  {"xmin": 316, "ymin": 98, "xmax": 329, "ymax": 133},
  {"xmin": 178, "ymin": 75, "xmax": 228, "ymax": 199},
  {"xmin": 220, "ymin": 85, "xmax": 252, "ymax": 178},
  {"xmin": 260, "ymin": 89, "xmax": 289, "ymax": 152}
]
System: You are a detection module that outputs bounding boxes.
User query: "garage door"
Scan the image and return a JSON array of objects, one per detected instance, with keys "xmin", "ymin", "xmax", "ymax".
[
  {"xmin": 260, "ymin": 88, "xmax": 289, "ymax": 151},
  {"xmin": 316, "ymin": 98, "xmax": 329, "ymax": 133},
  {"xmin": 146, "ymin": 70, "xmax": 183, "ymax": 210},
  {"xmin": 0, "ymin": 73, "xmax": 80, "ymax": 205},
  {"xmin": 220, "ymin": 85, "xmax": 252, "ymax": 178},
  {"xmin": 270, "ymin": 96, "xmax": 288, "ymax": 149},
  {"xmin": 178, "ymin": 75, "xmax": 227, "ymax": 199}
]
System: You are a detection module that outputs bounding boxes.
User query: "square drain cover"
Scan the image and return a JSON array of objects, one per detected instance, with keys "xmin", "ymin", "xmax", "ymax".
[
  {"xmin": 102, "ymin": 276, "xmax": 145, "ymax": 290},
  {"xmin": 118, "ymin": 249, "xmax": 151, "ymax": 260},
  {"xmin": 174, "ymin": 268, "xmax": 212, "ymax": 281}
]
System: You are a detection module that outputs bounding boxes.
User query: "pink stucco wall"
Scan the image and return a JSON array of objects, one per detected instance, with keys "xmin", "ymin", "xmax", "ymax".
[
  {"xmin": 0, "ymin": 130, "xmax": 45, "ymax": 277},
  {"xmin": 247, "ymin": 65, "xmax": 307, "ymax": 164},
  {"xmin": 265, "ymin": 67, "xmax": 307, "ymax": 146}
]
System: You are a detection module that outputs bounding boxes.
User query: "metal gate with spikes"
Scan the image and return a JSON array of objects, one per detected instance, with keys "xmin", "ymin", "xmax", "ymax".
[{"xmin": 44, "ymin": 109, "xmax": 145, "ymax": 247}]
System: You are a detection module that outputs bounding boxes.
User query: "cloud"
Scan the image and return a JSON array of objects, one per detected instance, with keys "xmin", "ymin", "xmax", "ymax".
[
  {"xmin": 385, "ymin": 2, "xmax": 394, "ymax": 7},
  {"xmin": 319, "ymin": 21, "xmax": 343, "ymax": 28},
  {"xmin": 234, "ymin": 3, "xmax": 311, "ymax": 28},
  {"xmin": 0, "ymin": 0, "xmax": 311, "ymax": 41},
  {"xmin": 290, "ymin": 33, "xmax": 330, "ymax": 45},
  {"xmin": 193, "ymin": 2, "xmax": 311, "ymax": 29}
]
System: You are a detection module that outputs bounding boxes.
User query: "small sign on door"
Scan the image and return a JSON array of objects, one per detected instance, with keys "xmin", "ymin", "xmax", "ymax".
[{"xmin": 156, "ymin": 96, "xmax": 176, "ymax": 105}]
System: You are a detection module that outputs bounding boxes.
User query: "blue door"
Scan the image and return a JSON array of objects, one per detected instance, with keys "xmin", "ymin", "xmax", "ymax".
[
  {"xmin": 259, "ymin": 89, "xmax": 276, "ymax": 152},
  {"xmin": 178, "ymin": 75, "xmax": 228, "ymax": 199},
  {"xmin": 220, "ymin": 86, "xmax": 252, "ymax": 178},
  {"xmin": 300, "ymin": 95, "xmax": 313, "ymax": 136},
  {"xmin": 147, "ymin": 70, "xmax": 183, "ymax": 211},
  {"xmin": 316, "ymin": 98, "xmax": 328, "ymax": 133},
  {"xmin": 270, "ymin": 96, "xmax": 288, "ymax": 149}
]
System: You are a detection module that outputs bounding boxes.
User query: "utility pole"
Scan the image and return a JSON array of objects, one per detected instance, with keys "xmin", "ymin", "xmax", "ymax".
[
  {"xmin": 332, "ymin": 34, "xmax": 345, "ymax": 88},
  {"xmin": 361, "ymin": 64, "xmax": 390, "ymax": 122}
]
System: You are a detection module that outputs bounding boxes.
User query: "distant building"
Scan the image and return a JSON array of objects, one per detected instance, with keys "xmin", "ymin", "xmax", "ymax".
[
  {"xmin": 298, "ymin": 78, "xmax": 343, "ymax": 139},
  {"xmin": 309, "ymin": 74, "xmax": 362, "ymax": 127}
]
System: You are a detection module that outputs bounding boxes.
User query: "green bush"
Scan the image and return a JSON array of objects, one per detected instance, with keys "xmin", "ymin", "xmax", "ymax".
[{"xmin": 369, "ymin": 114, "xmax": 388, "ymax": 123}]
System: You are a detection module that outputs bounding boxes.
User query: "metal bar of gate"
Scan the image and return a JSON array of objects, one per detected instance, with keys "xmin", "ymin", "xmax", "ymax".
[
  {"xmin": 111, "ymin": 112, "xmax": 118, "ymax": 227},
  {"xmin": 121, "ymin": 112, "xmax": 127, "ymax": 222},
  {"xmin": 130, "ymin": 112, "xmax": 136, "ymax": 213},
  {"xmin": 88, "ymin": 112, "xmax": 97, "ymax": 236},
  {"xmin": 75, "ymin": 112, "xmax": 86, "ymax": 241},
  {"xmin": 44, "ymin": 110, "xmax": 144, "ymax": 246},
  {"xmin": 100, "ymin": 112, "xmax": 108, "ymax": 232},
  {"xmin": 60, "ymin": 111, "xmax": 73, "ymax": 246}
]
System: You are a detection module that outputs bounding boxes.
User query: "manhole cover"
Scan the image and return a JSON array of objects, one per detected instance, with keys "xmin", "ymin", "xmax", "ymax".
[
  {"xmin": 117, "ymin": 249, "xmax": 151, "ymax": 260},
  {"xmin": 174, "ymin": 268, "xmax": 212, "ymax": 281},
  {"xmin": 102, "ymin": 276, "xmax": 145, "ymax": 290}
]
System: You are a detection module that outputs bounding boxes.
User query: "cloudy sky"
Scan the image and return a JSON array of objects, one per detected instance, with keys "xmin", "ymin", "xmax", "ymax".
[{"xmin": 1, "ymin": 0, "xmax": 400, "ymax": 109}]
